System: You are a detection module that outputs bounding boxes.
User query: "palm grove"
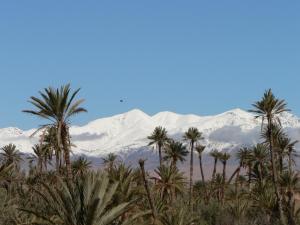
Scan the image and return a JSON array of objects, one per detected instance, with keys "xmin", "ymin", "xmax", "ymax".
[{"xmin": 0, "ymin": 85, "xmax": 299, "ymax": 225}]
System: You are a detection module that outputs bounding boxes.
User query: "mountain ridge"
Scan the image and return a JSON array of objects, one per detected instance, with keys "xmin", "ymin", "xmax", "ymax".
[{"xmin": 0, "ymin": 108, "xmax": 300, "ymax": 157}]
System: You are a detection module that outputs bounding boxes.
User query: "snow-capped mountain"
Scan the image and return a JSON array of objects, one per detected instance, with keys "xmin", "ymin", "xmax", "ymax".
[{"xmin": 1, "ymin": 109, "xmax": 300, "ymax": 158}]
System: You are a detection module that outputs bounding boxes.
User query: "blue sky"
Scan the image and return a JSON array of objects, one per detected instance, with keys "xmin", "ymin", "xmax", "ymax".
[{"xmin": 0, "ymin": 1, "xmax": 300, "ymax": 129}]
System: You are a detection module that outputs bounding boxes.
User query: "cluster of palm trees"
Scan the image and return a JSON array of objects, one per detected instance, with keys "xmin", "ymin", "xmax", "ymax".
[
  {"xmin": 23, "ymin": 84, "xmax": 87, "ymax": 178},
  {"xmin": 0, "ymin": 85, "xmax": 299, "ymax": 225},
  {"xmin": 148, "ymin": 126, "xmax": 205, "ymax": 206}
]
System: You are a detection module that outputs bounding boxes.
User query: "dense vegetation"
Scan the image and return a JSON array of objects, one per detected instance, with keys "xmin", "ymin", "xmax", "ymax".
[{"xmin": 0, "ymin": 85, "xmax": 299, "ymax": 225}]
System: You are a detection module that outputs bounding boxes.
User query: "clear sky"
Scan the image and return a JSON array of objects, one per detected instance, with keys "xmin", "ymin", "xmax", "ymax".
[{"xmin": 0, "ymin": 1, "xmax": 300, "ymax": 129}]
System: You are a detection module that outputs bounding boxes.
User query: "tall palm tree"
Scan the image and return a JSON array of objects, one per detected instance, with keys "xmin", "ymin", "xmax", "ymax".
[
  {"xmin": 183, "ymin": 127, "xmax": 203, "ymax": 207},
  {"xmin": 148, "ymin": 126, "xmax": 169, "ymax": 167},
  {"xmin": 23, "ymin": 84, "xmax": 87, "ymax": 178},
  {"xmin": 0, "ymin": 144, "xmax": 23, "ymax": 170},
  {"xmin": 250, "ymin": 88, "xmax": 289, "ymax": 225},
  {"xmin": 163, "ymin": 140, "xmax": 188, "ymax": 169},
  {"xmin": 195, "ymin": 145, "xmax": 207, "ymax": 201},
  {"xmin": 152, "ymin": 165, "xmax": 186, "ymax": 203},
  {"xmin": 195, "ymin": 145, "xmax": 206, "ymax": 184}
]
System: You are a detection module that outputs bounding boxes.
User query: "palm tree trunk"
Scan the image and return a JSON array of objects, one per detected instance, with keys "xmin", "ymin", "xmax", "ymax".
[
  {"xmin": 227, "ymin": 165, "xmax": 242, "ymax": 199},
  {"xmin": 59, "ymin": 152, "xmax": 63, "ymax": 169},
  {"xmin": 44, "ymin": 160, "xmax": 47, "ymax": 171},
  {"xmin": 171, "ymin": 159, "xmax": 176, "ymax": 170},
  {"xmin": 189, "ymin": 141, "xmax": 194, "ymax": 208},
  {"xmin": 212, "ymin": 158, "xmax": 217, "ymax": 181},
  {"xmin": 38, "ymin": 159, "xmax": 43, "ymax": 173},
  {"xmin": 55, "ymin": 150, "xmax": 60, "ymax": 172},
  {"xmin": 259, "ymin": 162, "xmax": 263, "ymax": 184},
  {"xmin": 268, "ymin": 118, "xmax": 286, "ymax": 225},
  {"xmin": 228, "ymin": 166, "xmax": 239, "ymax": 184},
  {"xmin": 221, "ymin": 161, "xmax": 226, "ymax": 203},
  {"xmin": 158, "ymin": 144, "xmax": 162, "ymax": 167},
  {"xmin": 235, "ymin": 166, "xmax": 241, "ymax": 193},
  {"xmin": 57, "ymin": 122, "xmax": 64, "ymax": 174},
  {"xmin": 209, "ymin": 157, "xmax": 218, "ymax": 201},
  {"xmin": 248, "ymin": 164, "xmax": 251, "ymax": 190},
  {"xmin": 279, "ymin": 155, "xmax": 283, "ymax": 174},
  {"xmin": 288, "ymin": 152, "xmax": 292, "ymax": 174},
  {"xmin": 139, "ymin": 159, "xmax": 157, "ymax": 220},
  {"xmin": 62, "ymin": 125, "xmax": 72, "ymax": 179},
  {"xmin": 63, "ymin": 144, "xmax": 72, "ymax": 179},
  {"xmin": 199, "ymin": 154, "xmax": 208, "ymax": 202},
  {"xmin": 199, "ymin": 154, "xmax": 205, "ymax": 183}
]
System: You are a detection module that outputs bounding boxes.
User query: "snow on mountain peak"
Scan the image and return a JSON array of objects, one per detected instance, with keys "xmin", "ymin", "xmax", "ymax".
[
  {"xmin": 0, "ymin": 108, "xmax": 299, "ymax": 156},
  {"xmin": 0, "ymin": 127, "xmax": 24, "ymax": 137}
]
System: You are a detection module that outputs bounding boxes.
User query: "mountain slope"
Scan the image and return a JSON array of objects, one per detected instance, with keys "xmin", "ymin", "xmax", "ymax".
[{"xmin": 1, "ymin": 109, "xmax": 300, "ymax": 157}]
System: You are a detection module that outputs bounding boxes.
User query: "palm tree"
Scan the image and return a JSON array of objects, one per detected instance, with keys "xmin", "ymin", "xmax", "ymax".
[
  {"xmin": 213, "ymin": 173, "xmax": 224, "ymax": 202},
  {"xmin": 0, "ymin": 144, "xmax": 23, "ymax": 170},
  {"xmin": 250, "ymin": 88, "xmax": 289, "ymax": 225},
  {"xmin": 108, "ymin": 163, "xmax": 140, "ymax": 206},
  {"xmin": 286, "ymin": 139, "xmax": 298, "ymax": 174},
  {"xmin": 219, "ymin": 152, "xmax": 230, "ymax": 202},
  {"xmin": 72, "ymin": 156, "xmax": 91, "ymax": 177},
  {"xmin": 228, "ymin": 147, "xmax": 250, "ymax": 192},
  {"xmin": 23, "ymin": 84, "xmax": 87, "ymax": 178},
  {"xmin": 163, "ymin": 140, "xmax": 188, "ymax": 168},
  {"xmin": 0, "ymin": 163, "xmax": 12, "ymax": 182},
  {"xmin": 244, "ymin": 150, "xmax": 254, "ymax": 190},
  {"xmin": 196, "ymin": 145, "xmax": 209, "ymax": 202},
  {"xmin": 250, "ymin": 144, "xmax": 269, "ymax": 183},
  {"xmin": 210, "ymin": 150, "xmax": 220, "ymax": 181},
  {"xmin": 262, "ymin": 124, "xmax": 286, "ymax": 172},
  {"xmin": 43, "ymin": 125, "xmax": 61, "ymax": 171},
  {"xmin": 276, "ymin": 136, "xmax": 298, "ymax": 174},
  {"xmin": 102, "ymin": 153, "xmax": 118, "ymax": 172},
  {"xmin": 22, "ymin": 172, "xmax": 132, "ymax": 225},
  {"xmin": 28, "ymin": 144, "xmax": 45, "ymax": 173},
  {"xmin": 148, "ymin": 126, "xmax": 169, "ymax": 167},
  {"xmin": 152, "ymin": 165, "xmax": 186, "ymax": 203},
  {"xmin": 183, "ymin": 127, "xmax": 203, "ymax": 207},
  {"xmin": 195, "ymin": 145, "xmax": 206, "ymax": 184}
]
